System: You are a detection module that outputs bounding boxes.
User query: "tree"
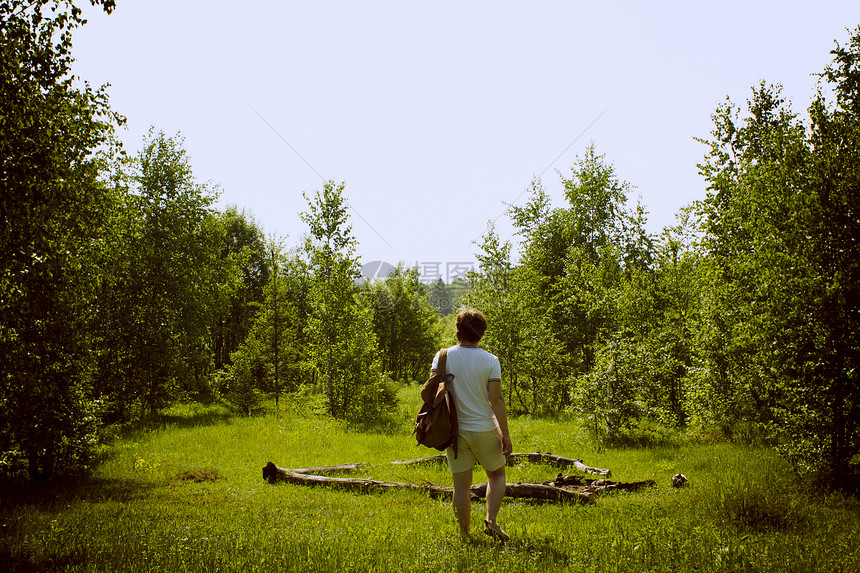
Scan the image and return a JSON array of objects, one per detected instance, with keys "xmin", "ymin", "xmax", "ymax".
[
  {"xmin": 94, "ymin": 129, "xmax": 219, "ymax": 419},
  {"xmin": 361, "ymin": 265, "xmax": 441, "ymax": 383},
  {"xmin": 505, "ymin": 147, "xmax": 653, "ymax": 425},
  {"xmin": 0, "ymin": 0, "xmax": 119, "ymax": 479},
  {"xmin": 226, "ymin": 244, "xmax": 312, "ymax": 412},
  {"xmin": 302, "ymin": 182, "xmax": 395, "ymax": 419},
  {"xmin": 224, "ymin": 337, "xmax": 266, "ymax": 416},
  {"xmin": 209, "ymin": 207, "xmax": 270, "ymax": 373},
  {"xmin": 572, "ymin": 333, "xmax": 641, "ymax": 444},
  {"xmin": 463, "ymin": 226, "xmax": 529, "ymax": 410},
  {"xmin": 428, "ymin": 278, "xmax": 455, "ymax": 316},
  {"xmin": 696, "ymin": 27, "xmax": 860, "ymax": 481},
  {"xmin": 636, "ymin": 210, "xmax": 702, "ymax": 429}
]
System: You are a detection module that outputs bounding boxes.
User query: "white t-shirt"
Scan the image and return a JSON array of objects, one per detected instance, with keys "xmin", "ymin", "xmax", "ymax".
[{"xmin": 431, "ymin": 345, "xmax": 502, "ymax": 432}]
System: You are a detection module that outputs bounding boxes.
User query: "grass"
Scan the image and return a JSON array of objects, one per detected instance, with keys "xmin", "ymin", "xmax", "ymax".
[{"xmin": 1, "ymin": 387, "xmax": 859, "ymax": 572}]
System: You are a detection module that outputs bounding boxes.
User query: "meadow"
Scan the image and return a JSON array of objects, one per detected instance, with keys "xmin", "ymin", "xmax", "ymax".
[{"xmin": 1, "ymin": 387, "xmax": 858, "ymax": 573}]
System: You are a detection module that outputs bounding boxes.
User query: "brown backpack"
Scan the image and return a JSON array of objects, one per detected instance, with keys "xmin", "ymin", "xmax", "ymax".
[{"xmin": 411, "ymin": 348, "xmax": 459, "ymax": 457}]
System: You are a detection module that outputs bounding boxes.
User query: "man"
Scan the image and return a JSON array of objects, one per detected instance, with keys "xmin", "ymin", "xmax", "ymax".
[{"xmin": 431, "ymin": 307, "xmax": 512, "ymax": 541}]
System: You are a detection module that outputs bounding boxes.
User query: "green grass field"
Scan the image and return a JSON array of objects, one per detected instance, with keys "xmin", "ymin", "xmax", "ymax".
[{"xmin": 2, "ymin": 387, "xmax": 858, "ymax": 572}]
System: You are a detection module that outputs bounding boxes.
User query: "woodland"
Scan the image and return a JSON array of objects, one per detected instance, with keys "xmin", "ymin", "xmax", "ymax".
[{"xmin": 2, "ymin": 1, "xmax": 859, "ymax": 490}]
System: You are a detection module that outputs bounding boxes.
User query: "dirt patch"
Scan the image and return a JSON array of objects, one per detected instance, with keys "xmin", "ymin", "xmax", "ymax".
[{"xmin": 174, "ymin": 470, "xmax": 224, "ymax": 483}]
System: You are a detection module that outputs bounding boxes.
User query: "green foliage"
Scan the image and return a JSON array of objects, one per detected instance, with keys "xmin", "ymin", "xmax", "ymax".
[
  {"xmin": 92, "ymin": 129, "xmax": 220, "ymax": 420},
  {"xmin": 209, "ymin": 206, "xmax": 270, "ymax": 372},
  {"xmin": 474, "ymin": 147, "xmax": 655, "ymax": 424},
  {"xmin": 302, "ymin": 182, "xmax": 395, "ymax": 420},
  {"xmin": 222, "ymin": 340, "xmax": 266, "ymax": 416},
  {"xmin": 634, "ymin": 212, "xmax": 702, "ymax": 428},
  {"xmin": 572, "ymin": 333, "xmax": 642, "ymax": 445},
  {"xmin": 428, "ymin": 277, "xmax": 470, "ymax": 316},
  {"xmin": 361, "ymin": 264, "xmax": 441, "ymax": 383},
  {"xmin": 695, "ymin": 27, "xmax": 860, "ymax": 480},
  {"xmin": 464, "ymin": 224, "xmax": 566, "ymax": 415},
  {"xmin": 0, "ymin": 0, "xmax": 119, "ymax": 479},
  {"xmin": 225, "ymin": 245, "xmax": 312, "ymax": 412}
]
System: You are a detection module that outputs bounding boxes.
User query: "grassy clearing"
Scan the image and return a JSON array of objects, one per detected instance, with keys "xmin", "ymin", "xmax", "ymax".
[{"xmin": 2, "ymin": 387, "xmax": 859, "ymax": 572}]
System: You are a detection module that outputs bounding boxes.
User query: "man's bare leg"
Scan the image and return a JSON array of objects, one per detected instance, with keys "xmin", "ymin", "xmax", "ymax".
[
  {"xmin": 451, "ymin": 469, "xmax": 473, "ymax": 537},
  {"xmin": 485, "ymin": 466, "xmax": 506, "ymax": 525}
]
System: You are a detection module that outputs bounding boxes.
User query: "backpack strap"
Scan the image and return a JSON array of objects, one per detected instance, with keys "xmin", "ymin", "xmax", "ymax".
[
  {"xmin": 413, "ymin": 347, "xmax": 459, "ymax": 458},
  {"xmin": 437, "ymin": 348, "xmax": 458, "ymax": 458},
  {"xmin": 433, "ymin": 349, "xmax": 454, "ymax": 406},
  {"xmin": 422, "ymin": 347, "xmax": 450, "ymax": 404},
  {"xmin": 438, "ymin": 348, "xmax": 448, "ymax": 379}
]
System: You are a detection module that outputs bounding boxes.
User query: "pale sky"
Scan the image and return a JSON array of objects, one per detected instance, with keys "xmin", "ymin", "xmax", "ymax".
[{"xmin": 72, "ymin": 1, "xmax": 859, "ymax": 281}]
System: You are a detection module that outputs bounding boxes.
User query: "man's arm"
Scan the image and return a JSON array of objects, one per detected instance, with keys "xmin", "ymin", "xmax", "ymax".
[{"xmin": 488, "ymin": 379, "xmax": 513, "ymax": 456}]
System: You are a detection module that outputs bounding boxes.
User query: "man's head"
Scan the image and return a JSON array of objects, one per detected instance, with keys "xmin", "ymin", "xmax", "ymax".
[{"xmin": 455, "ymin": 307, "xmax": 487, "ymax": 344}]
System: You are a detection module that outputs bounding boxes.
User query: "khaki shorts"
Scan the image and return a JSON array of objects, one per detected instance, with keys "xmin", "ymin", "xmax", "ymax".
[{"xmin": 446, "ymin": 429, "xmax": 506, "ymax": 474}]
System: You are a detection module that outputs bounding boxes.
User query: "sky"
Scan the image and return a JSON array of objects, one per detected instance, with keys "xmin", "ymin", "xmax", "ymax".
[{"xmin": 72, "ymin": 1, "xmax": 860, "ymax": 282}]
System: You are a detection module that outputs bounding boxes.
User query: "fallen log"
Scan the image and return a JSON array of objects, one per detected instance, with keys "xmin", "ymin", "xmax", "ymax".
[
  {"xmin": 262, "ymin": 452, "xmax": 629, "ymax": 505},
  {"xmin": 264, "ymin": 453, "xmax": 609, "ymax": 474},
  {"xmin": 506, "ymin": 453, "xmax": 611, "ymax": 476},
  {"xmin": 390, "ymin": 455, "xmax": 446, "ymax": 466},
  {"xmin": 287, "ymin": 463, "xmax": 366, "ymax": 475},
  {"xmin": 389, "ymin": 453, "xmax": 611, "ymax": 477},
  {"xmin": 472, "ymin": 481, "xmax": 595, "ymax": 504},
  {"xmin": 262, "ymin": 463, "xmax": 595, "ymax": 504},
  {"xmin": 588, "ymin": 479, "xmax": 655, "ymax": 494},
  {"xmin": 264, "ymin": 464, "xmax": 455, "ymax": 499},
  {"xmin": 547, "ymin": 474, "xmax": 656, "ymax": 493}
]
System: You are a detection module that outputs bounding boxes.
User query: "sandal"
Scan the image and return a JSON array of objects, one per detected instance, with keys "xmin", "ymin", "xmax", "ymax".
[{"xmin": 483, "ymin": 519, "xmax": 509, "ymax": 542}]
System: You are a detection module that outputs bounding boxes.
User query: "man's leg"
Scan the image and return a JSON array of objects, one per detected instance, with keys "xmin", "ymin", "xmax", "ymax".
[
  {"xmin": 451, "ymin": 469, "xmax": 473, "ymax": 537},
  {"xmin": 485, "ymin": 465, "xmax": 506, "ymax": 525}
]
